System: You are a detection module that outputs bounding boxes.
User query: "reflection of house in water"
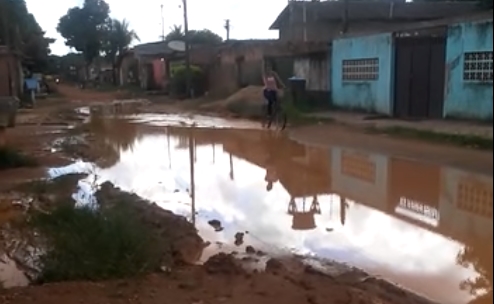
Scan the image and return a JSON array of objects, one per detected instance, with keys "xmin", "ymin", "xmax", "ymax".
[
  {"xmin": 288, "ymin": 196, "xmax": 321, "ymax": 230},
  {"xmin": 439, "ymin": 168, "xmax": 493, "ymax": 241},
  {"xmin": 388, "ymin": 159, "xmax": 441, "ymax": 228},
  {"xmin": 330, "ymin": 147, "xmax": 389, "ymax": 210},
  {"xmin": 222, "ymin": 132, "xmax": 331, "ymax": 230}
]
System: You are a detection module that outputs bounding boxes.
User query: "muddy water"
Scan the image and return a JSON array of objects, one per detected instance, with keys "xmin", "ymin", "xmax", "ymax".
[{"xmin": 4, "ymin": 114, "xmax": 492, "ymax": 304}]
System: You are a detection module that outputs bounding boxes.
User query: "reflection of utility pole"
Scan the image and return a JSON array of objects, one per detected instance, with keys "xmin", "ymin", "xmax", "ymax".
[
  {"xmin": 212, "ymin": 143, "xmax": 216, "ymax": 164},
  {"xmin": 194, "ymin": 138, "xmax": 197, "ymax": 163},
  {"xmin": 167, "ymin": 129, "xmax": 171, "ymax": 169},
  {"xmin": 182, "ymin": 0, "xmax": 191, "ymax": 97},
  {"xmin": 224, "ymin": 19, "xmax": 230, "ymax": 41},
  {"xmin": 229, "ymin": 153, "xmax": 234, "ymax": 180},
  {"xmin": 160, "ymin": 4, "xmax": 165, "ymax": 41},
  {"xmin": 189, "ymin": 132, "xmax": 196, "ymax": 226},
  {"xmin": 340, "ymin": 196, "xmax": 346, "ymax": 226}
]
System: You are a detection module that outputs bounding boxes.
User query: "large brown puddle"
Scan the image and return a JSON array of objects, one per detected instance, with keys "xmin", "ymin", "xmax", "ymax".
[{"xmin": 4, "ymin": 115, "xmax": 493, "ymax": 304}]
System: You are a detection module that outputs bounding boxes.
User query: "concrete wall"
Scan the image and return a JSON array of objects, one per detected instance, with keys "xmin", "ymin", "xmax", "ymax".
[
  {"xmin": 439, "ymin": 167, "xmax": 493, "ymax": 241},
  {"xmin": 0, "ymin": 49, "xmax": 21, "ymax": 97},
  {"xmin": 329, "ymin": 146, "xmax": 389, "ymax": 210},
  {"xmin": 444, "ymin": 19, "xmax": 493, "ymax": 121},
  {"xmin": 331, "ymin": 33, "xmax": 394, "ymax": 114},
  {"xmin": 293, "ymin": 54, "xmax": 329, "ymax": 91},
  {"xmin": 280, "ymin": 20, "xmax": 425, "ymax": 43}
]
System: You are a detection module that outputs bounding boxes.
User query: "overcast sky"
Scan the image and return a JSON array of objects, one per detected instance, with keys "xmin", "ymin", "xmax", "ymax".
[{"xmin": 25, "ymin": 0, "xmax": 286, "ymax": 55}]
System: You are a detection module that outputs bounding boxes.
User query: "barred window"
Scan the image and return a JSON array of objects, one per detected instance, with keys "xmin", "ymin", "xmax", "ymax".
[
  {"xmin": 463, "ymin": 51, "xmax": 493, "ymax": 82},
  {"xmin": 342, "ymin": 58, "xmax": 379, "ymax": 81}
]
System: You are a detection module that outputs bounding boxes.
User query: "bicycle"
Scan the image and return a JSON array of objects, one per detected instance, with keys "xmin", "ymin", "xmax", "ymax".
[{"xmin": 262, "ymin": 98, "xmax": 287, "ymax": 131}]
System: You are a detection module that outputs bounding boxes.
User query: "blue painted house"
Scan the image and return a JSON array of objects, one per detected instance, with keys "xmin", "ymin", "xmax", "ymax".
[
  {"xmin": 331, "ymin": 33, "xmax": 395, "ymax": 115},
  {"xmin": 444, "ymin": 19, "xmax": 493, "ymax": 121},
  {"xmin": 330, "ymin": 13, "xmax": 493, "ymax": 121}
]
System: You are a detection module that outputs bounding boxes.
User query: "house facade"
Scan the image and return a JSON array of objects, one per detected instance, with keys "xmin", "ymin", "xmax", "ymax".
[
  {"xmin": 269, "ymin": 0, "xmax": 480, "ymax": 42},
  {"xmin": 443, "ymin": 19, "xmax": 493, "ymax": 120},
  {"xmin": 0, "ymin": 46, "xmax": 22, "ymax": 98},
  {"xmin": 330, "ymin": 12, "xmax": 493, "ymax": 121}
]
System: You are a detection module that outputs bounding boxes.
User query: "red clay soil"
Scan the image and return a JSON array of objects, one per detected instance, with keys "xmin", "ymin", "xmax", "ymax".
[{"xmin": 0, "ymin": 256, "xmax": 433, "ymax": 304}]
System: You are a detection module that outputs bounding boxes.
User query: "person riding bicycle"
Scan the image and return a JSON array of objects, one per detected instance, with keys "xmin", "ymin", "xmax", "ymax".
[{"xmin": 262, "ymin": 61, "xmax": 285, "ymax": 119}]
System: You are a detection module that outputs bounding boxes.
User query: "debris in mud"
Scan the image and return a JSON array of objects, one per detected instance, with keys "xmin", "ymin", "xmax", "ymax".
[
  {"xmin": 204, "ymin": 253, "xmax": 244, "ymax": 275},
  {"xmin": 207, "ymin": 219, "xmax": 223, "ymax": 232},
  {"xmin": 234, "ymin": 232, "xmax": 244, "ymax": 246}
]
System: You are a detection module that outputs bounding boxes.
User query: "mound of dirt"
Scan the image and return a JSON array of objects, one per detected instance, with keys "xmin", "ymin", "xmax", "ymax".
[{"xmin": 201, "ymin": 86, "xmax": 266, "ymax": 117}]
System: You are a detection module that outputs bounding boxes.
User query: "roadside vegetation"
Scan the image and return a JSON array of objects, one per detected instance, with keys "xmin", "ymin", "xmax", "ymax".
[
  {"xmin": 30, "ymin": 201, "xmax": 162, "ymax": 283},
  {"xmin": 367, "ymin": 126, "xmax": 493, "ymax": 150},
  {"xmin": 0, "ymin": 146, "xmax": 38, "ymax": 170}
]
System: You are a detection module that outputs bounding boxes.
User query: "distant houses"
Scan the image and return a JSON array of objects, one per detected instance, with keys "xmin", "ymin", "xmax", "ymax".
[{"xmin": 129, "ymin": 0, "xmax": 492, "ymax": 121}]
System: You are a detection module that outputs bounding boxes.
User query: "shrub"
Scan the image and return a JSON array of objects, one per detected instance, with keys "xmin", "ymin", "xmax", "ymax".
[
  {"xmin": 169, "ymin": 64, "xmax": 205, "ymax": 97},
  {"xmin": 31, "ymin": 202, "xmax": 162, "ymax": 283}
]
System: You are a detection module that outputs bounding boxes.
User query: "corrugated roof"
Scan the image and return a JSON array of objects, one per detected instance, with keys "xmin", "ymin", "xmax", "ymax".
[
  {"xmin": 133, "ymin": 41, "xmax": 175, "ymax": 57},
  {"xmin": 269, "ymin": 1, "xmax": 482, "ymax": 29}
]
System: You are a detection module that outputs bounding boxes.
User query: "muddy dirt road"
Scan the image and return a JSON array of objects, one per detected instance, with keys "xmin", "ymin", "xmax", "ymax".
[{"xmin": 0, "ymin": 86, "xmax": 492, "ymax": 304}]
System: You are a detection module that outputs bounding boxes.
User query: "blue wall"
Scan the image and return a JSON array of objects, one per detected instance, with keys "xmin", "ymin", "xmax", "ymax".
[
  {"xmin": 331, "ymin": 33, "xmax": 394, "ymax": 114},
  {"xmin": 444, "ymin": 20, "xmax": 493, "ymax": 121}
]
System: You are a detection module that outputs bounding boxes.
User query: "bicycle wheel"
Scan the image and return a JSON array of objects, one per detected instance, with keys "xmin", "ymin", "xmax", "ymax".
[{"xmin": 272, "ymin": 110, "xmax": 287, "ymax": 131}]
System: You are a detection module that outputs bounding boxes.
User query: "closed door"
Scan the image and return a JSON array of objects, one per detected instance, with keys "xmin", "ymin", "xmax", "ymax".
[{"xmin": 394, "ymin": 37, "xmax": 446, "ymax": 119}]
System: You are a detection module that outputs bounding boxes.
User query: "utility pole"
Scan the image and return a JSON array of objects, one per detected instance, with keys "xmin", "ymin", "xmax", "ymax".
[
  {"xmin": 182, "ymin": 0, "xmax": 192, "ymax": 97},
  {"xmin": 224, "ymin": 19, "xmax": 230, "ymax": 41},
  {"xmin": 160, "ymin": 4, "xmax": 165, "ymax": 41}
]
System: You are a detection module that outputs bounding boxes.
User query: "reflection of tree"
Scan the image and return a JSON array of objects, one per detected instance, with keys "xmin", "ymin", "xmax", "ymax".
[
  {"xmin": 88, "ymin": 116, "xmax": 139, "ymax": 168},
  {"xmin": 457, "ymin": 241, "xmax": 493, "ymax": 304}
]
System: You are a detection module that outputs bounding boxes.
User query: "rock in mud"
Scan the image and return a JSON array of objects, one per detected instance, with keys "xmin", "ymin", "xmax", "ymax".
[
  {"xmin": 204, "ymin": 253, "xmax": 244, "ymax": 275},
  {"xmin": 207, "ymin": 219, "xmax": 223, "ymax": 232},
  {"xmin": 234, "ymin": 232, "xmax": 244, "ymax": 246},
  {"xmin": 265, "ymin": 258, "xmax": 284, "ymax": 274},
  {"xmin": 245, "ymin": 245, "xmax": 256, "ymax": 254},
  {"xmin": 96, "ymin": 182, "xmax": 204, "ymax": 266}
]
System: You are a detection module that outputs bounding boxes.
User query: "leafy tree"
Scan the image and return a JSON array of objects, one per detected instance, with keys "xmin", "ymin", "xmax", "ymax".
[
  {"xmin": 165, "ymin": 25, "xmax": 184, "ymax": 41},
  {"xmin": 102, "ymin": 18, "xmax": 139, "ymax": 85},
  {"xmin": 57, "ymin": 0, "xmax": 110, "ymax": 79},
  {"xmin": 165, "ymin": 25, "xmax": 223, "ymax": 45},
  {"xmin": 0, "ymin": 0, "xmax": 54, "ymax": 72}
]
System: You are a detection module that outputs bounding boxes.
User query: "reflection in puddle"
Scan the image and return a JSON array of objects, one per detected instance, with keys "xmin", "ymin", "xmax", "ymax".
[
  {"xmin": 4, "ymin": 115, "xmax": 491, "ymax": 304},
  {"xmin": 0, "ymin": 255, "xmax": 29, "ymax": 288}
]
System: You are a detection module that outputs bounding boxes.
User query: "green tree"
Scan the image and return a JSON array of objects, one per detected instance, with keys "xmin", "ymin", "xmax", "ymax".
[
  {"xmin": 165, "ymin": 25, "xmax": 223, "ymax": 45},
  {"xmin": 165, "ymin": 25, "xmax": 184, "ymax": 41},
  {"xmin": 102, "ymin": 18, "xmax": 139, "ymax": 85},
  {"xmin": 0, "ymin": 0, "xmax": 54, "ymax": 72},
  {"xmin": 57, "ymin": 0, "xmax": 110, "ymax": 79}
]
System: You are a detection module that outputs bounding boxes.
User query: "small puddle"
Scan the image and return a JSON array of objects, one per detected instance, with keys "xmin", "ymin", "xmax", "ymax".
[{"xmin": 2, "ymin": 114, "xmax": 492, "ymax": 304}]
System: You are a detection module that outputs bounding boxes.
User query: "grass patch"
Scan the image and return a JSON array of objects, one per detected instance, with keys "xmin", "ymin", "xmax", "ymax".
[
  {"xmin": 31, "ymin": 202, "xmax": 163, "ymax": 283},
  {"xmin": 368, "ymin": 126, "xmax": 493, "ymax": 150},
  {"xmin": 0, "ymin": 146, "xmax": 38, "ymax": 170},
  {"xmin": 224, "ymin": 98, "xmax": 334, "ymax": 127},
  {"xmin": 282, "ymin": 102, "xmax": 334, "ymax": 126}
]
